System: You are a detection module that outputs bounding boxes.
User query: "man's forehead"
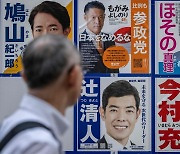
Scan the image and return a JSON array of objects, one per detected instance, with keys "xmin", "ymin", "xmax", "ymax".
[
  {"xmin": 33, "ymin": 13, "xmax": 61, "ymax": 26},
  {"xmin": 86, "ymin": 8, "xmax": 104, "ymax": 14},
  {"xmin": 107, "ymin": 96, "xmax": 136, "ymax": 107}
]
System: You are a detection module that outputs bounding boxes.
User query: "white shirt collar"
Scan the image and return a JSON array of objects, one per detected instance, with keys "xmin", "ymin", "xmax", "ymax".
[
  {"xmin": 20, "ymin": 94, "xmax": 70, "ymax": 137},
  {"xmin": 104, "ymin": 132, "xmax": 131, "ymax": 151}
]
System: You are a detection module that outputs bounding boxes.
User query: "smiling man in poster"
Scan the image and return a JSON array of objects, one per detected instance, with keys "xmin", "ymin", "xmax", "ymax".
[{"xmin": 98, "ymin": 80, "xmax": 141, "ymax": 150}]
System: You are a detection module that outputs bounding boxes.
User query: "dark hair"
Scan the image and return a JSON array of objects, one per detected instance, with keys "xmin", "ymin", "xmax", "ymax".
[
  {"xmin": 29, "ymin": 1, "xmax": 70, "ymax": 31},
  {"xmin": 84, "ymin": 1, "xmax": 105, "ymax": 13},
  {"xmin": 22, "ymin": 34, "xmax": 80, "ymax": 89},
  {"xmin": 102, "ymin": 80, "xmax": 140, "ymax": 111}
]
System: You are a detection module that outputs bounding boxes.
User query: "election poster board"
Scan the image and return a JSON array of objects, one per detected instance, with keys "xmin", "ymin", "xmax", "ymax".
[
  {"xmin": 155, "ymin": 78, "xmax": 180, "ymax": 152},
  {"xmin": 0, "ymin": 0, "xmax": 180, "ymax": 154},
  {"xmin": 78, "ymin": 0, "xmax": 150, "ymax": 74},
  {"xmin": 0, "ymin": 0, "xmax": 73, "ymax": 74},
  {"xmin": 155, "ymin": 1, "xmax": 180, "ymax": 75},
  {"xmin": 77, "ymin": 76, "xmax": 151, "ymax": 152}
]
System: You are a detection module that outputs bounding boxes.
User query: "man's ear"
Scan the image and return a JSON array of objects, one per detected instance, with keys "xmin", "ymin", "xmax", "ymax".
[
  {"xmin": 67, "ymin": 65, "xmax": 79, "ymax": 87},
  {"xmin": 21, "ymin": 69, "xmax": 28, "ymax": 83},
  {"xmin": 63, "ymin": 27, "xmax": 71, "ymax": 36},
  {"xmin": 136, "ymin": 109, "xmax": 141, "ymax": 120},
  {"xmin": 99, "ymin": 107, "xmax": 105, "ymax": 121},
  {"xmin": 84, "ymin": 14, "xmax": 87, "ymax": 21}
]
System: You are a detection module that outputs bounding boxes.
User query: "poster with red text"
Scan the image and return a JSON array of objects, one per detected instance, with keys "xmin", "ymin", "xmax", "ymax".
[
  {"xmin": 78, "ymin": 0, "xmax": 151, "ymax": 74},
  {"xmin": 155, "ymin": 78, "xmax": 180, "ymax": 152}
]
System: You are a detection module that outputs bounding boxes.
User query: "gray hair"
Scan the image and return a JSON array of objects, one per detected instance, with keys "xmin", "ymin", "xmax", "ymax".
[{"xmin": 22, "ymin": 34, "xmax": 80, "ymax": 89}]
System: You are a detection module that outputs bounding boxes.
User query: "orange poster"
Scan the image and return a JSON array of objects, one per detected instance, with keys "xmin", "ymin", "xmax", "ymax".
[{"xmin": 131, "ymin": 0, "xmax": 149, "ymax": 73}]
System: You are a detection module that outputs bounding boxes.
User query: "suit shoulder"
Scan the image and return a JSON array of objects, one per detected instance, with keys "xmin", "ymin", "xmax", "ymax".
[{"xmin": 97, "ymin": 136, "xmax": 107, "ymax": 144}]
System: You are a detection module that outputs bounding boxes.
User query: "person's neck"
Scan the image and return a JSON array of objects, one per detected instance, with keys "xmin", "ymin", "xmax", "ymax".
[
  {"xmin": 106, "ymin": 132, "xmax": 129, "ymax": 146},
  {"xmin": 116, "ymin": 137, "xmax": 128, "ymax": 146},
  {"xmin": 29, "ymin": 86, "xmax": 68, "ymax": 115},
  {"xmin": 86, "ymin": 28, "xmax": 101, "ymax": 36}
]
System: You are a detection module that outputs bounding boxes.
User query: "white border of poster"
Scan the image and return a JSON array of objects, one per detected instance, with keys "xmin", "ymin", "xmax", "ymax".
[
  {"xmin": 155, "ymin": 78, "xmax": 180, "ymax": 152},
  {"xmin": 155, "ymin": 1, "xmax": 180, "ymax": 75},
  {"xmin": 77, "ymin": 0, "xmax": 151, "ymax": 74},
  {"xmin": 100, "ymin": 77, "xmax": 151, "ymax": 151}
]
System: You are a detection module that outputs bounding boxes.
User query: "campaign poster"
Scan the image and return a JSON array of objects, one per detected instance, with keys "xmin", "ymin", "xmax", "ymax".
[
  {"xmin": 0, "ymin": 0, "xmax": 73, "ymax": 74},
  {"xmin": 155, "ymin": 78, "xmax": 180, "ymax": 152},
  {"xmin": 155, "ymin": 1, "xmax": 180, "ymax": 75},
  {"xmin": 77, "ymin": 77, "xmax": 101, "ymax": 151},
  {"xmin": 77, "ymin": 76, "xmax": 151, "ymax": 152},
  {"xmin": 78, "ymin": 0, "xmax": 150, "ymax": 74}
]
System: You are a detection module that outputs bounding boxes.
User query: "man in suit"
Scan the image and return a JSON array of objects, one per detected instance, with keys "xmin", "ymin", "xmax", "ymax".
[
  {"xmin": 98, "ymin": 80, "xmax": 141, "ymax": 151},
  {"xmin": 79, "ymin": 1, "xmax": 119, "ymax": 73}
]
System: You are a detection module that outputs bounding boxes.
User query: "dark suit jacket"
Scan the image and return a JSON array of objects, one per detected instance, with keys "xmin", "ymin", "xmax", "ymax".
[
  {"xmin": 79, "ymin": 30, "xmax": 119, "ymax": 73},
  {"xmin": 97, "ymin": 136, "xmax": 110, "ymax": 149},
  {"xmin": 97, "ymin": 135, "xmax": 135, "ymax": 149}
]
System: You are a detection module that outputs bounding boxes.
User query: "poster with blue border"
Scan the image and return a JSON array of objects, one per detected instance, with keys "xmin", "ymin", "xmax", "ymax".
[
  {"xmin": 0, "ymin": 0, "xmax": 180, "ymax": 154},
  {"xmin": 77, "ymin": 76, "xmax": 151, "ymax": 152},
  {"xmin": 0, "ymin": 0, "xmax": 73, "ymax": 74}
]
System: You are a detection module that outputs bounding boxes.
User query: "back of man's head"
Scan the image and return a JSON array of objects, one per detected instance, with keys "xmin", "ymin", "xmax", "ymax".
[
  {"xmin": 22, "ymin": 34, "xmax": 80, "ymax": 89},
  {"xmin": 29, "ymin": 1, "xmax": 70, "ymax": 31},
  {"xmin": 84, "ymin": 1, "xmax": 105, "ymax": 13},
  {"xmin": 102, "ymin": 80, "xmax": 140, "ymax": 111}
]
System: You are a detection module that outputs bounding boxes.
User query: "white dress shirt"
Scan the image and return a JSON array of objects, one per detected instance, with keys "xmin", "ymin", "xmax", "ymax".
[
  {"xmin": 104, "ymin": 132, "xmax": 132, "ymax": 151},
  {"xmin": 0, "ymin": 94, "xmax": 69, "ymax": 154}
]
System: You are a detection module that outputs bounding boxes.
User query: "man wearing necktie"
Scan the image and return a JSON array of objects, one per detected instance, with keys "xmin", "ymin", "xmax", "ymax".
[
  {"xmin": 79, "ymin": 1, "xmax": 119, "ymax": 73},
  {"xmin": 97, "ymin": 80, "xmax": 141, "ymax": 151}
]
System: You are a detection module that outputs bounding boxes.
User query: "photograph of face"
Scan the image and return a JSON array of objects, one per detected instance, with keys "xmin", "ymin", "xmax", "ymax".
[
  {"xmin": 29, "ymin": 1, "xmax": 71, "ymax": 39},
  {"xmin": 99, "ymin": 95, "xmax": 140, "ymax": 146},
  {"xmin": 32, "ymin": 12, "xmax": 65, "ymax": 38},
  {"xmin": 84, "ymin": 7, "xmax": 105, "ymax": 35},
  {"xmin": 98, "ymin": 78, "xmax": 151, "ymax": 151}
]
